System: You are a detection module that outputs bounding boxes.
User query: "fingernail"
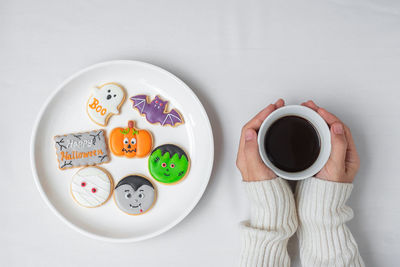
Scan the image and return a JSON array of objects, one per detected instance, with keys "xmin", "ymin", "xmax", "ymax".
[
  {"xmin": 245, "ymin": 129, "xmax": 255, "ymax": 141},
  {"xmin": 333, "ymin": 123, "xmax": 344, "ymax": 134}
]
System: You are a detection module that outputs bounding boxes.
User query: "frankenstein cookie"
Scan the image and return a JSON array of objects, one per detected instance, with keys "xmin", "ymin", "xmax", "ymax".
[
  {"xmin": 114, "ymin": 175, "xmax": 156, "ymax": 215},
  {"xmin": 130, "ymin": 95, "xmax": 184, "ymax": 127},
  {"xmin": 109, "ymin": 120, "xmax": 153, "ymax": 158},
  {"xmin": 148, "ymin": 144, "xmax": 190, "ymax": 184},
  {"xmin": 54, "ymin": 130, "xmax": 110, "ymax": 170},
  {"xmin": 86, "ymin": 82, "xmax": 126, "ymax": 126},
  {"xmin": 70, "ymin": 166, "xmax": 113, "ymax": 208}
]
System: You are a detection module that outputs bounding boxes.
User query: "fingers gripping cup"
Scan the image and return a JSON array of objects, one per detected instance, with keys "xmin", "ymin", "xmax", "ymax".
[{"xmin": 258, "ymin": 105, "xmax": 331, "ymax": 180}]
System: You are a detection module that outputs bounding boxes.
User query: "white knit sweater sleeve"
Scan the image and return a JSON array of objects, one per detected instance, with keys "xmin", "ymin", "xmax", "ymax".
[
  {"xmin": 295, "ymin": 178, "xmax": 365, "ymax": 267},
  {"xmin": 240, "ymin": 178, "xmax": 298, "ymax": 267}
]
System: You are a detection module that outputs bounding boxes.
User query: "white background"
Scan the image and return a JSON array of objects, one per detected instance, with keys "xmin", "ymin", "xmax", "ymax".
[{"xmin": 1, "ymin": 0, "xmax": 399, "ymax": 266}]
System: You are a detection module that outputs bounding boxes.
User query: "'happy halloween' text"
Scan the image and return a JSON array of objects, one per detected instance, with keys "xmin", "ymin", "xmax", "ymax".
[{"xmin": 61, "ymin": 149, "xmax": 104, "ymax": 161}]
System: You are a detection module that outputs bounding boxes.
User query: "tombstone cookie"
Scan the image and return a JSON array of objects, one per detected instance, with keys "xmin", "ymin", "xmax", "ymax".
[
  {"xmin": 114, "ymin": 175, "xmax": 156, "ymax": 215},
  {"xmin": 86, "ymin": 82, "xmax": 125, "ymax": 126},
  {"xmin": 54, "ymin": 130, "xmax": 110, "ymax": 170}
]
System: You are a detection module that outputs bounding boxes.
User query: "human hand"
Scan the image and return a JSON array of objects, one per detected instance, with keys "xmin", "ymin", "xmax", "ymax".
[
  {"xmin": 236, "ymin": 99, "xmax": 285, "ymax": 182},
  {"xmin": 301, "ymin": 100, "xmax": 360, "ymax": 183}
]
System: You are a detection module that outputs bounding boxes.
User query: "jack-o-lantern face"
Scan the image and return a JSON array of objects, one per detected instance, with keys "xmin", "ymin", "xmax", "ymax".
[
  {"xmin": 109, "ymin": 121, "xmax": 152, "ymax": 158},
  {"xmin": 122, "ymin": 136, "xmax": 137, "ymax": 154}
]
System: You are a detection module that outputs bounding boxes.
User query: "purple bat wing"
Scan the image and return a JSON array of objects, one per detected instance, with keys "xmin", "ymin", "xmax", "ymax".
[
  {"xmin": 161, "ymin": 109, "xmax": 184, "ymax": 126},
  {"xmin": 130, "ymin": 95, "xmax": 148, "ymax": 114}
]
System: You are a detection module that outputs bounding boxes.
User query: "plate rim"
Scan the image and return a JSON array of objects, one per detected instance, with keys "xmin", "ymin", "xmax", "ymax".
[{"xmin": 30, "ymin": 60, "xmax": 214, "ymax": 242}]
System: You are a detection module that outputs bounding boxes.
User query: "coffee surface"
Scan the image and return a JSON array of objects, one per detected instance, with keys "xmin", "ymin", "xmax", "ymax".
[{"xmin": 264, "ymin": 116, "xmax": 320, "ymax": 172}]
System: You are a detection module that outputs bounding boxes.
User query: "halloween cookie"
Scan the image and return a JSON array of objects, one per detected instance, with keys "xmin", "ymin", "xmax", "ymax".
[
  {"xmin": 87, "ymin": 82, "xmax": 125, "ymax": 126},
  {"xmin": 148, "ymin": 144, "xmax": 190, "ymax": 184},
  {"xmin": 114, "ymin": 175, "xmax": 156, "ymax": 215},
  {"xmin": 130, "ymin": 95, "xmax": 184, "ymax": 127},
  {"xmin": 70, "ymin": 166, "xmax": 113, "ymax": 208},
  {"xmin": 54, "ymin": 130, "xmax": 110, "ymax": 170},
  {"xmin": 109, "ymin": 120, "xmax": 153, "ymax": 158}
]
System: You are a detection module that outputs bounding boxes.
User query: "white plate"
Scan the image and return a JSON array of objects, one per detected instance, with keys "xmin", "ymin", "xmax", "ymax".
[{"xmin": 30, "ymin": 60, "xmax": 214, "ymax": 242}]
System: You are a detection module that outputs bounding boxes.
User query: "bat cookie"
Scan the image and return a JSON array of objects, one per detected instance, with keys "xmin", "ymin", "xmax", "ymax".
[
  {"xmin": 148, "ymin": 144, "xmax": 190, "ymax": 184},
  {"xmin": 54, "ymin": 130, "xmax": 110, "ymax": 170},
  {"xmin": 114, "ymin": 175, "xmax": 156, "ymax": 215},
  {"xmin": 87, "ymin": 82, "xmax": 126, "ymax": 126},
  {"xmin": 70, "ymin": 166, "xmax": 114, "ymax": 208},
  {"xmin": 109, "ymin": 120, "xmax": 153, "ymax": 158},
  {"xmin": 130, "ymin": 95, "xmax": 184, "ymax": 127}
]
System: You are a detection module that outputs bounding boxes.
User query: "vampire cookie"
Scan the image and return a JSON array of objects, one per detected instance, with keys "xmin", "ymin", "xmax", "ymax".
[{"xmin": 114, "ymin": 175, "xmax": 156, "ymax": 215}]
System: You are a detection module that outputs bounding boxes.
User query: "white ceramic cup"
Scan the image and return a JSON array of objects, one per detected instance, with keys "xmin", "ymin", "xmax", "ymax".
[{"xmin": 257, "ymin": 105, "xmax": 331, "ymax": 180}]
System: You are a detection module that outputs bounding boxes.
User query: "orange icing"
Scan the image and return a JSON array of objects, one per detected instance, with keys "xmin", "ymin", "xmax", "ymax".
[
  {"xmin": 88, "ymin": 97, "xmax": 107, "ymax": 116},
  {"xmin": 109, "ymin": 120, "xmax": 152, "ymax": 158}
]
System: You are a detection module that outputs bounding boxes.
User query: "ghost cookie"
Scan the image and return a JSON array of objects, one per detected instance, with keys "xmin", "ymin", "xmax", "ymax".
[
  {"xmin": 114, "ymin": 175, "xmax": 156, "ymax": 215},
  {"xmin": 148, "ymin": 144, "xmax": 190, "ymax": 184},
  {"xmin": 86, "ymin": 82, "xmax": 126, "ymax": 126},
  {"xmin": 70, "ymin": 166, "xmax": 113, "ymax": 208}
]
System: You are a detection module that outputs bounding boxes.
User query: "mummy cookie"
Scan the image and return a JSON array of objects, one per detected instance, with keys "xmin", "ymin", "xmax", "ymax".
[
  {"xmin": 148, "ymin": 144, "xmax": 190, "ymax": 184},
  {"xmin": 54, "ymin": 130, "xmax": 110, "ymax": 170},
  {"xmin": 70, "ymin": 167, "xmax": 113, "ymax": 208},
  {"xmin": 130, "ymin": 95, "xmax": 184, "ymax": 127},
  {"xmin": 87, "ymin": 82, "xmax": 126, "ymax": 126},
  {"xmin": 114, "ymin": 175, "xmax": 156, "ymax": 215},
  {"xmin": 109, "ymin": 120, "xmax": 153, "ymax": 158}
]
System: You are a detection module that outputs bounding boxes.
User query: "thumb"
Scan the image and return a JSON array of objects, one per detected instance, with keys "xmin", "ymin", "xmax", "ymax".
[
  {"xmin": 244, "ymin": 129, "xmax": 270, "ymax": 179},
  {"xmin": 329, "ymin": 122, "xmax": 347, "ymax": 167}
]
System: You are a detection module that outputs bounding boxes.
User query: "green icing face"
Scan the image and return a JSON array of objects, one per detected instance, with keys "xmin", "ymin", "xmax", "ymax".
[{"xmin": 149, "ymin": 149, "xmax": 189, "ymax": 184}]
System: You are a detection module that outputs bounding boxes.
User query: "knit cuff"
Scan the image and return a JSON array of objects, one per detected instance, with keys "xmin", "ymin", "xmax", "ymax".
[
  {"xmin": 243, "ymin": 178, "xmax": 297, "ymax": 230},
  {"xmin": 295, "ymin": 177, "xmax": 354, "ymax": 224},
  {"xmin": 240, "ymin": 223, "xmax": 291, "ymax": 267}
]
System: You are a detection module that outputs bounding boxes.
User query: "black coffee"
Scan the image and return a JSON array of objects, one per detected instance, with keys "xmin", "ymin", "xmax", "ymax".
[{"xmin": 264, "ymin": 116, "xmax": 320, "ymax": 172}]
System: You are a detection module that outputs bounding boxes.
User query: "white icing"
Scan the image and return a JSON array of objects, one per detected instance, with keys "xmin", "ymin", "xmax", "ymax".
[
  {"xmin": 87, "ymin": 83, "xmax": 125, "ymax": 126},
  {"xmin": 71, "ymin": 167, "xmax": 112, "ymax": 208}
]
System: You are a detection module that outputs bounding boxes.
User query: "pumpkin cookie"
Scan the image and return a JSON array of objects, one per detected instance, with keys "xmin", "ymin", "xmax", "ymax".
[{"xmin": 109, "ymin": 120, "xmax": 153, "ymax": 158}]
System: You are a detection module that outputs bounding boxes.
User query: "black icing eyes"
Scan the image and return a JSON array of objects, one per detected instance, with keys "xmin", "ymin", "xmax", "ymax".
[
  {"xmin": 124, "ymin": 192, "xmax": 144, "ymax": 199},
  {"xmin": 114, "ymin": 94, "xmax": 116, "ymax": 97},
  {"xmin": 107, "ymin": 90, "xmax": 111, "ymax": 93}
]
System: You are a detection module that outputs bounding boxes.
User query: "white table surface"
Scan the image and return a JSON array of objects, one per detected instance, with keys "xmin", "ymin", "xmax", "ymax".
[{"xmin": 1, "ymin": 0, "xmax": 399, "ymax": 266}]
